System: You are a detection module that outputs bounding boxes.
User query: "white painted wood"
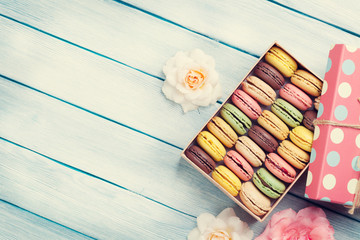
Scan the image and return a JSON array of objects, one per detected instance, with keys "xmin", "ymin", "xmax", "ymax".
[
  {"xmin": 274, "ymin": 0, "xmax": 360, "ymax": 34},
  {"xmin": 1, "ymin": 140, "xmax": 359, "ymax": 239},
  {"xmin": 0, "ymin": 140, "xmax": 195, "ymax": 239},
  {"xmin": 0, "ymin": 200, "xmax": 93, "ymax": 240},
  {"xmin": 0, "ymin": 16, "xmax": 224, "ymax": 149},
  {"xmin": 0, "ymin": 77, "xmax": 236, "ymax": 218},
  {"xmin": 0, "ymin": 0, "xmax": 257, "ymax": 102}
]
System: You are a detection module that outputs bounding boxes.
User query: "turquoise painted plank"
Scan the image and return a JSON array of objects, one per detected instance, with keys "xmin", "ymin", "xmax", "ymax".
[
  {"xmin": 0, "ymin": 200, "xmax": 93, "ymax": 240},
  {"xmin": 123, "ymin": 0, "xmax": 360, "ymax": 76},
  {"xmin": 0, "ymin": 16, "xmax": 222, "ymax": 149},
  {"xmin": 273, "ymin": 0, "xmax": 360, "ymax": 35},
  {"xmin": 0, "ymin": 140, "xmax": 194, "ymax": 239},
  {"xmin": 0, "ymin": 0, "xmax": 256, "ymax": 103},
  {"xmin": 1, "ymin": 139, "xmax": 359, "ymax": 239}
]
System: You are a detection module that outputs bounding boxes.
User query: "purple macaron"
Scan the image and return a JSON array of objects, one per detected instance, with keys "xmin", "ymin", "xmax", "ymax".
[
  {"xmin": 254, "ymin": 62, "xmax": 285, "ymax": 90},
  {"xmin": 185, "ymin": 145, "xmax": 216, "ymax": 174}
]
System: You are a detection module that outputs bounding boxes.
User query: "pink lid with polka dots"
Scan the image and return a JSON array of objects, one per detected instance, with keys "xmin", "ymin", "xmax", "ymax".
[{"xmin": 305, "ymin": 44, "xmax": 360, "ymax": 206}]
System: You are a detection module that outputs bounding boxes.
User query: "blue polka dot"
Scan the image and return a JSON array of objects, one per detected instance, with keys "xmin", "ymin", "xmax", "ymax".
[
  {"xmin": 344, "ymin": 201, "xmax": 353, "ymax": 206},
  {"xmin": 334, "ymin": 105, "xmax": 348, "ymax": 121},
  {"xmin": 327, "ymin": 151, "xmax": 340, "ymax": 167},
  {"xmin": 304, "ymin": 193, "xmax": 309, "ymax": 198},
  {"xmin": 342, "ymin": 59, "xmax": 355, "ymax": 75},
  {"xmin": 310, "ymin": 148, "xmax": 316, "ymax": 163},
  {"xmin": 317, "ymin": 103, "xmax": 324, "ymax": 118},
  {"xmin": 352, "ymin": 156, "xmax": 360, "ymax": 171},
  {"xmin": 320, "ymin": 197, "xmax": 331, "ymax": 202},
  {"xmin": 326, "ymin": 58, "xmax": 332, "ymax": 73}
]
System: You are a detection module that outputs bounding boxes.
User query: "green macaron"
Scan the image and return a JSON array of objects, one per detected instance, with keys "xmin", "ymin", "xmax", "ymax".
[
  {"xmin": 271, "ymin": 98, "xmax": 303, "ymax": 128},
  {"xmin": 220, "ymin": 103, "xmax": 252, "ymax": 135},
  {"xmin": 253, "ymin": 168, "xmax": 285, "ymax": 199}
]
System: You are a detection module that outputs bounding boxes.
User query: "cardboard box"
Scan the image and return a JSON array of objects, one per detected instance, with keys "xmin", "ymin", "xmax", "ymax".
[
  {"xmin": 181, "ymin": 42, "xmax": 323, "ymax": 221},
  {"xmin": 305, "ymin": 44, "xmax": 360, "ymax": 206}
]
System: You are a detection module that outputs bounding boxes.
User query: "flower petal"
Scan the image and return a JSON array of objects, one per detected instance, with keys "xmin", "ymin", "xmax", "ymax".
[
  {"xmin": 197, "ymin": 213, "xmax": 216, "ymax": 233},
  {"xmin": 187, "ymin": 228, "xmax": 201, "ymax": 240},
  {"xmin": 297, "ymin": 207, "xmax": 326, "ymax": 220},
  {"xmin": 209, "ymin": 218, "xmax": 227, "ymax": 231},
  {"xmin": 181, "ymin": 102, "xmax": 198, "ymax": 113},
  {"xmin": 217, "ymin": 208, "xmax": 236, "ymax": 221}
]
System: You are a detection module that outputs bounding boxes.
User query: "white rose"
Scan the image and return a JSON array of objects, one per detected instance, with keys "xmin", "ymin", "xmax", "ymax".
[
  {"xmin": 188, "ymin": 208, "xmax": 254, "ymax": 240},
  {"xmin": 162, "ymin": 49, "xmax": 222, "ymax": 112}
]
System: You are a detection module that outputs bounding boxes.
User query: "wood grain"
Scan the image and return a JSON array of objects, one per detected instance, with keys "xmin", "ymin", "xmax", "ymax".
[
  {"xmin": 1, "ymin": 139, "xmax": 359, "ymax": 239},
  {"xmin": 0, "ymin": 200, "xmax": 93, "ymax": 240}
]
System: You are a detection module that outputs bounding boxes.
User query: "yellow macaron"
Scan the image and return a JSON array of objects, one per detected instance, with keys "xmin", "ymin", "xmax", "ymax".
[
  {"xmin": 207, "ymin": 116, "xmax": 238, "ymax": 148},
  {"xmin": 212, "ymin": 165, "xmax": 241, "ymax": 196},
  {"xmin": 291, "ymin": 70, "xmax": 323, "ymax": 97},
  {"xmin": 289, "ymin": 126, "xmax": 314, "ymax": 152},
  {"xmin": 197, "ymin": 131, "xmax": 226, "ymax": 161},
  {"xmin": 257, "ymin": 110, "xmax": 289, "ymax": 140},
  {"xmin": 278, "ymin": 140, "xmax": 310, "ymax": 169},
  {"xmin": 265, "ymin": 46, "xmax": 298, "ymax": 77}
]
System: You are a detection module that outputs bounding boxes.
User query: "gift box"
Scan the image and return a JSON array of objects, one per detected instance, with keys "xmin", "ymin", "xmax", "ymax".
[{"xmin": 305, "ymin": 44, "xmax": 360, "ymax": 206}]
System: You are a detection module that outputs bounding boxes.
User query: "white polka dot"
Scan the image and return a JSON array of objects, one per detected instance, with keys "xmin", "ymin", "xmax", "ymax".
[
  {"xmin": 330, "ymin": 128, "xmax": 344, "ymax": 144},
  {"xmin": 338, "ymin": 82, "xmax": 352, "ymax": 98},
  {"xmin": 321, "ymin": 80, "xmax": 328, "ymax": 95},
  {"xmin": 347, "ymin": 179, "xmax": 358, "ymax": 194},
  {"xmin": 323, "ymin": 174, "xmax": 336, "ymax": 190},
  {"xmin": 346, "ymin": 45, "xmax": 358, "ymax": 52},
  {"xmin": 313, "ymin": 125, "xmax": 320, "ymax": 141},
  {"xmin": 306, "ymin": 171, "xmax": 313, "ymax": 186},
  {"xmin": 356, "ymin": 134, "xmax": 360, "ymax": 149}
]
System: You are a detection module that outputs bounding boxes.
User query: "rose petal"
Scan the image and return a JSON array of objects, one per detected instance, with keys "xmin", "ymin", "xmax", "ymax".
[
  {"xmin": 208, "ymin": 218, "xmax": 227, "ymax": 231},
  {"xmin": 310, "ymin": 225, "xmax": 335, "ymax": 240},
  {"xmin": 187, "ymin": 228, "xmax": 201, "ymax": 240},
  {"xmin": 197, "ymin": 213, "xmax": 216, "ymax": 233},
  {"xmin": 217, "ymin": 208, "xmax": 236, "ymax": 221},
  {"xmin": 297, "ymin": 207, "xmax": 326, "ymax": 220},
  {"xmin": 181, "ymin": 102, "xmax": 198, "ymax": 113}
]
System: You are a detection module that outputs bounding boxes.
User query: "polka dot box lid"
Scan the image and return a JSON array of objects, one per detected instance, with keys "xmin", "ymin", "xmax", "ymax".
[{"xmin": 305, "ymin": 44, "xmax": 360, "ymax": 206}]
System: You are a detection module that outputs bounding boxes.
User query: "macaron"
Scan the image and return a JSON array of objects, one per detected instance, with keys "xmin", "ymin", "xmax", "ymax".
[
  {"xmin": 212, "ymin": 165, "xmax": 241, "ymax": 196},
  {"xmin": 289, "ymin": 126, "xmax": 314, "ymax": 152},
  {"xmin": 224, "ymin": 150, "xmax": 254, "ymax": 181},
  {"xmin": 265, "ymin": 153, "xmax": 296, "ymax": 183},
  {"xmin": 185, "ymin": 145, "xmax": 216, "ymax": 174},
  {"xmin": 280, "ymin": 83, "xmax": 312, "ymax": 111},
  {"xmin": 253, "ymin": 168, "xmax": 286, "ymax": 199},
  {"xmin": 197, "ymin": 131, "xmax": 226, "ymax": 162},
  {"xmin": 207, "ymin": 117, "xmax": 238, "ymax": 148},
  {"xmin": 303, "ymin": 110, "xmax": 317, "ymax": 131},
  {"xmin": 257, "ymin": 110, "xmax": 289, "ymax": 141},
  {"xmin": 291, "ymin": 70, "xmax": 323, "ymax": 97},
  {"xmin": 235, "ymin": 136, "xmax": 266, "ymax": 167},
  {"xmin": 248, "ymin": 125, "xmax": 279, "ymax": 153},
  {"xmin": 254, "ymin": 62, "xmax": 285, "ymax": 90},
  {"xmin": 240, "ymin": 182, "xmax": 271, "ymax": 216},
  {"xmin": 232, "ymin": 90, "xmax": 261, "ymax": 120},
  {"xmin": 242, "ymin": 76, "xmax": 276, "ymax": 106},
  {"xmin": 271, "ymin": 98, "xmax": 303, "ymax": 128},
  {"xmin": 265, "ymin": 46, "xmax": 298, "ymax": 77},
  {"xmin": 277, "ymin": 140, "xmax": 310, "ymax": 169},
  {"xmin": 220, "ymin": 103, "xmax": 252, "ymax": 135}
]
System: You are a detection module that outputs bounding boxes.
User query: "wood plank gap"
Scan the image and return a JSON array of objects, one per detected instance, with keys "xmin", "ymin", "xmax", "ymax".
[
  {"xmin": 265, "ymin": 0, "xmax": 360, "ymax": 38},
  {"xmin": 0, "ymin": 137, "xmax": 196, "ymax": 219},
  {"xmin": 0, "ymin": 73, "xmax": 183, "ymax": 151},
  {"xmin": 0, "ymin": 199, "xmax": 97, "ymax": 240}
]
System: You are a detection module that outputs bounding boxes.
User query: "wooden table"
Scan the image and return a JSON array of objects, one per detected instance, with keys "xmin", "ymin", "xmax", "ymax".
[{"xmin": 1, "ymin": 0, "xmax": 359, "ymax": 239}]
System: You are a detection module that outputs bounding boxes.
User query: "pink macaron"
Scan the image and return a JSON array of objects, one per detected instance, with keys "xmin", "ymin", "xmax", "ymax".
[
  {"xmin": 224, "ymin": 150, "xmax": 254, "ymax": 181},
  {"xmin": 265, "ymin": 153, "xmax": 296, "ymax": 183},
  {"xmin": 231, "ymin": 89, "xmax": 261, "ymax": 120},
  {"xmin": 279, "ymin": 84, "xmax": 312, "ymax": 111}
]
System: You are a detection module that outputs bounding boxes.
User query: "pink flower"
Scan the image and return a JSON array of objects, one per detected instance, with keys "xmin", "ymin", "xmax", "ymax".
[{"xmin": 255, "ymin": 207, "xmax": 335, "ymax": 240}]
